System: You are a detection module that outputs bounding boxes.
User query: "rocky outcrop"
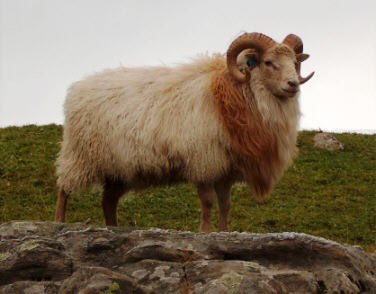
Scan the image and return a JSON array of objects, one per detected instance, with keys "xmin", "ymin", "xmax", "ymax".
[
  {"xmin": 313, "ymin": 132, "xmax": 344, "ymax": 151},
  {"xmin": 0, "ymin": 221, "xmax": 375, "ymax": 293}
]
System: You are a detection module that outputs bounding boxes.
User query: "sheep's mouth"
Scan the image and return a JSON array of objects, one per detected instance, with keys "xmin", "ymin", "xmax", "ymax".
[{"xmin": 282, "ymin": 88, "xmax": 299, "ymax": 94}]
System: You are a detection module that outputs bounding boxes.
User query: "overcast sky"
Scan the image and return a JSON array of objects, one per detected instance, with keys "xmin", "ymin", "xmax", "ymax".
[{"xmin": 0, "ymin": 0, "xmax": 375, "ymax": 132}]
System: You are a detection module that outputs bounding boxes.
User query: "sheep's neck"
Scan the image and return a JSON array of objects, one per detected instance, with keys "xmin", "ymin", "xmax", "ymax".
[{"xmin": 211, "ymin": 69, "xmax": 281, "ymax": 197}]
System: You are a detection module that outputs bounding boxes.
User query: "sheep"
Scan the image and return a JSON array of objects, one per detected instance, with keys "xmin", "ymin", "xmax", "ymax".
[{"xmin": 55, "ymin": 32, "xmax": 314, "ymax": 232}]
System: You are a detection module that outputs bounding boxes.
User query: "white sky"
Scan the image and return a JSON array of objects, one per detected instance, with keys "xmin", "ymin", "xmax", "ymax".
[{"xmin": 0, "ymin": 0, "xmax": 375, "ymax": 132}]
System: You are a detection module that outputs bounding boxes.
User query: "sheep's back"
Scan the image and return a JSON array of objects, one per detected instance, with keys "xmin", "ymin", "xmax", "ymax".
[{"xmin": 59, "ymin": 59, "xmax": 232, "ymax": 191}]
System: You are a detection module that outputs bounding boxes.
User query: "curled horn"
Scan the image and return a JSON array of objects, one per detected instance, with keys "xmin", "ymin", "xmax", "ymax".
[
  {"xmin": 283, "ymin": 34, "xmax": 314, "ymax": 84},
  {"xmin": 227, "ymin": 33, "xmax": 276, "ymax": 83}
]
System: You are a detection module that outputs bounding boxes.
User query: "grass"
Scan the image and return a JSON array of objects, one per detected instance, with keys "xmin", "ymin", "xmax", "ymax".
[{"xmin": 0, "ymin": 124, "xmax": 375, "ymax": 252}]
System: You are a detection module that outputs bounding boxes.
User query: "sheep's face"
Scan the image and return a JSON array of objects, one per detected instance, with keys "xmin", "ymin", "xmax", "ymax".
[
  {"xmin": 239, "ymin": 45, "xmax": 300, "ymax": 99},
  {"xmin": 260, "ymin": 45, "xmax": 300, "ymax": 98}
]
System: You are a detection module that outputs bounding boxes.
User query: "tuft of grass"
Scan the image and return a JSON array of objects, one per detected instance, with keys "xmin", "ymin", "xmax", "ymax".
[{"xmin": 0, "ymin": 125, "xmax": 375, "ymax": 252}]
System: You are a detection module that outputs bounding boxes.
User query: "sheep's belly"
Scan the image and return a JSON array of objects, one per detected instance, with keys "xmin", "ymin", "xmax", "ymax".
[{"xmin": 106, "ymin": 142, "xmax": 233, "ymax": 187}]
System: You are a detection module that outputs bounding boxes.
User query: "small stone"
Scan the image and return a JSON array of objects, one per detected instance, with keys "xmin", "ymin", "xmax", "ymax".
[{"xmin": 313, "ymin": 133, "xmax": 344, "ymax": 151}]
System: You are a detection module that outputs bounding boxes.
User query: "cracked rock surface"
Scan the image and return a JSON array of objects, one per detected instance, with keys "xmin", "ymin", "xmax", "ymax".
[{"xmin": 0, "ymin": 221, "xmax": 375, "ymax": 293}]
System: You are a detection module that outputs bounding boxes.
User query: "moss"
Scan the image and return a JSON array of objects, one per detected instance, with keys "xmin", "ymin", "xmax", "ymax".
[
  {"xmin": 12, "ymin": 221, "xmax": 38, "ymax": 232},
  {"xmin": 19, "ymin": 240, "xmax": 39, "ymax": 252},
  {"xmin": 212, "ymin": 271, "xmax": 243, "ymax": 293},
  {"xmin": 100, "ymin": 282, "xmax": 120, "ymax": 294},
  {"xmin": 242, "ymin": 261, "xmax": 263, "ymax": 271},
  {"xmin": 0, "ymin": 252, "xmax": 12, "ymax": 261}
]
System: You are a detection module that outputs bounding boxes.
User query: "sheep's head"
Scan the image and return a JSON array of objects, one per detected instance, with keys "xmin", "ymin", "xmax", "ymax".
[{"xmin": 228, "ymin": 33, "xmax": 314, "ymax": 98}]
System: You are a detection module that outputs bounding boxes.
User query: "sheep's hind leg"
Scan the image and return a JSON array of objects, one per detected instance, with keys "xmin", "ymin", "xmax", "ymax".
[
  {"xmin": 102, "ymin": 179, "xmax": 127, "ymax": 226},
  {"xmin": 197, "ymin": 183, "xmax": 215, "ymax": 233},
  {"xmin": 55, "ymin": 189, "xmax": 70, "ymax": 222},
  {"xmin": 214, "ymin": 181, "xmax": 233, "ymax": 232}
]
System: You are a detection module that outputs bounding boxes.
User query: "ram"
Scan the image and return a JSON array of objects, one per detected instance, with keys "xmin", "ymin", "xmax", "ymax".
[{"xmin": 55, "ymin": 33, "xmax": 314, "ymax": 232}]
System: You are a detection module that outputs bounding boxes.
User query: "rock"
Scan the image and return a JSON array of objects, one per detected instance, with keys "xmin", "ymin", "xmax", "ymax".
[
  {"xmin": 0, "ymin": 221, "xmax": 375, "ymax": 293},
  {"xmin": 313, "ymin": 132, "xmax": 344, "ymax": 151}
]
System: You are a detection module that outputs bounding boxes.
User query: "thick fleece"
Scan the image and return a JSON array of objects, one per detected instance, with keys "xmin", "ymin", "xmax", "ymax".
[{"xmin": 56, "ymin": 53, "xmax": 300, "ymax": 199}]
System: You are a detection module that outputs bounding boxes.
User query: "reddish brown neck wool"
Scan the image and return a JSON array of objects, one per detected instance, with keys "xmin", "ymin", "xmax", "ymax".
[{"xmin": 211, "ymin": 69, "xmax": 280, "ymax": 198}]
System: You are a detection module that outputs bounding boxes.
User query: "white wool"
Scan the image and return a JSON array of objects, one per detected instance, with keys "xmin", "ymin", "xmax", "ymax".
[
  {"xmin": 250, "ymin": 71, "xmax": 300, "ymax": 169},
  {"xmin": 57, "ymin": 52, "xmax": 301, "ymax": 194},
  {"xmin": 57, "ymin": 57, "xmax": 233, "ymax": 193}
]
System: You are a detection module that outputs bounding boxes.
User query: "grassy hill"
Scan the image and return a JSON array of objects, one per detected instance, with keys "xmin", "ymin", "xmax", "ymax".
[{"xmin": 0, "ymin": 124, "xmax": 375, "ymax": 252}]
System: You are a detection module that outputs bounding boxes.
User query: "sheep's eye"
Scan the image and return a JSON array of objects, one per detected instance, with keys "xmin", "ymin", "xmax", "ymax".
[{"xmin": 265, "ymin": 61, "xmax": 273, "ymax": 67}]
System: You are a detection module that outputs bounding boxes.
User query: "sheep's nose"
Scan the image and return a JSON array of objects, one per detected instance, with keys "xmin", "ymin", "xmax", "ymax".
[{"xmin": 288, "ymin": 80, "xmax": 298, "ymax": 88}]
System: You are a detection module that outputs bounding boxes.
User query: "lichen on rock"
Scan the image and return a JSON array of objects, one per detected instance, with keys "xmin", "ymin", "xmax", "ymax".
[{"xmin": 0, "ymin": 221, "xmax": 375, "ymax": 293}]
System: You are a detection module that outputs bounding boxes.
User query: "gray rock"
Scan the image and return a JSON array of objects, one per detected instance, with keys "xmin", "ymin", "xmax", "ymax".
[
  {"xmin": 313, "ymin": 132, "xmax": 344, "ymax": 151},
  {"xmin": 0, "ymin": 221, "xmax": 375, "ymax": 293}
]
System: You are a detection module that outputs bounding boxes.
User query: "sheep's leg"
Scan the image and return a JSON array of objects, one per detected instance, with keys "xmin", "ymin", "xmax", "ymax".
[
  {"xmin": 214, "ymin": 181, "xmax": 233, "ymax": 232},
  {"xmin": 55, "ymin": 189, "xmax": 69, "ymax": 222},
  {"xmin": 197, "ymin": 183, "xmax": 215, "ymax": 233},
  {"xmin": 102, "ymin": 179, "xmax": 127, "ymax": 226}
]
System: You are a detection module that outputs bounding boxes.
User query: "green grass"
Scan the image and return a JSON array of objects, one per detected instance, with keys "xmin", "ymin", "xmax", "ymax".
[{"xmin": 0, "ymin": 124, "xmax": 375, "ymax": 252}]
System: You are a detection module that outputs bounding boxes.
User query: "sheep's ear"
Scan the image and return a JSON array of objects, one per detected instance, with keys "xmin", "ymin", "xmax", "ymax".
[
  {"xmin": 246, "ymin": 53, "xmax": 259, "ymax": 69},
  {"xmin": 296, "ymin": 53, "xmax": 309, "ymax": 63}
]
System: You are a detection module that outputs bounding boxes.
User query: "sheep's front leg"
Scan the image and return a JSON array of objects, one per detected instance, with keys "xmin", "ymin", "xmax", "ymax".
[
  {"xmin": 197, "ymin": 183, "xmax": 215, "ymax": 233},
  {"xmin": 102, "ymin": 179, "xmax": 127, "ymax": 226},
  {"xmin": 215, "ymin": 181, "xmax": 233, "ymax": 231},
  {"xmin": 55, "ymin": 189, "xmax": 70, "ymax": 222}
]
